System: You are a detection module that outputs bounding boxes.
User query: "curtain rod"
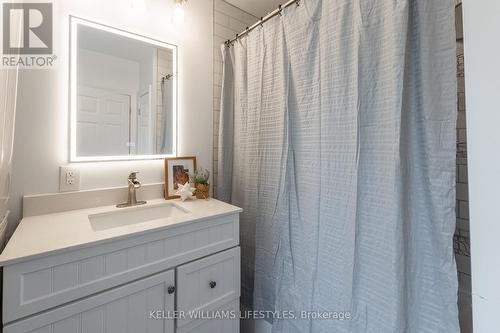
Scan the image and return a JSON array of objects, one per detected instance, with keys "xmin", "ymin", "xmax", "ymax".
[
  {"xmin": 225, "ymin": 0, "xmax": 301, "ymax": 47},
  {"xmin": 226, "ymin": 0, "xmax": 460, "ymax": 46},
  {"xmin": 161, "ymin": 74, "xmax": 173, "ymax": 83}
]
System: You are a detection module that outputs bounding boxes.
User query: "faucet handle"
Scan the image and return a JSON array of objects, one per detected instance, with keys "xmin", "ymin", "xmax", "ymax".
[{"xmin": 128, "ymin": 171, "xmax": 139, "ymax": 179}]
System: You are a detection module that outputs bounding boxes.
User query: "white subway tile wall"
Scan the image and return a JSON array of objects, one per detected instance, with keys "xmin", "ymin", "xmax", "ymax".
[
  {"xmin": 157, "ymin": 49, "xmax": 173, "ymax": 152},
  {"xmin": 213, "ymin": 0, "xmax": 258, "ymax": 197}
]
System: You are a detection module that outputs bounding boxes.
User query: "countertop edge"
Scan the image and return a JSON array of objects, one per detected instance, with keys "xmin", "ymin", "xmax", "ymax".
[{"xmin": 0, "ymin": 201, "xmax": 243, "ymax": 267}]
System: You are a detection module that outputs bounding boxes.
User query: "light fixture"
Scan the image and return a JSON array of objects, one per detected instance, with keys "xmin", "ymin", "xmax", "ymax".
[{"xmin": 173, "ymin": 0, "xmax": 187, "ymax": 25}]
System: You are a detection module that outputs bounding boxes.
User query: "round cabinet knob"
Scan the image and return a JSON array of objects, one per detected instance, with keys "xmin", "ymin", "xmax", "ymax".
[
  {"xmin": 167, "ymin": 286, "xmax": 175, "ymax": 294},
  {"xmin": 209, "ymin": 281, "xmax": 217, "ymax": 289}
]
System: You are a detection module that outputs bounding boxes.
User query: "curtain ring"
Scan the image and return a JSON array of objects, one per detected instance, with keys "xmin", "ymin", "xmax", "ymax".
[
  {"xmin": 278, "ymin": 4, "xmax": 283, "ymax": 16},
  {"xmin": 260, "ymin": 17, "xmax": 264, "ymax": 27},
  {"xmin": 295, "ymin": 0, "xmax": 300, "ymax": 6}
]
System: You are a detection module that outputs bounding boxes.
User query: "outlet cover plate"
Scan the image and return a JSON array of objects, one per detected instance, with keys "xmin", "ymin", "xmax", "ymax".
[{"xmin": 59, "ymin": 166, "xmax": 81, "ymax": 192}]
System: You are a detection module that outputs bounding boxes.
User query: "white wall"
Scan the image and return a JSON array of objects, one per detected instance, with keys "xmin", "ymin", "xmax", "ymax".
[
  {"xmin": 224, "ymin": 0, "xmax": 281, "ymax": 17},
  {"xmin": 78, "ymin": 49, "xmax": 140, "ymax": 95},
  {"xmin": 462, "ymin": 1, "xmax": 500, "ymax": 332},
  {"xmin": 9, "ymin": 0, "xmax": 213, "ymax": 231}
]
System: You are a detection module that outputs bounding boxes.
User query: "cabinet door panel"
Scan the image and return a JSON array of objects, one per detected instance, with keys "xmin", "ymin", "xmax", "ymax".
[
  {"xmin": 177, "ymin": 299, "xmax": 240, "ymax": 333},
  {"xmin": 4, "ymin": 270, "xmax": 175, "ymax": 333},
  {"xmin": 177, "ymin": 247, "xmax": 240, "ymax": 328}
]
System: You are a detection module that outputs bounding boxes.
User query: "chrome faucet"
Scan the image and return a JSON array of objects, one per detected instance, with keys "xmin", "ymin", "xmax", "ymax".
[{"xmin": 117, "ymin": 172, "xmax": 147, "ymax": 208}]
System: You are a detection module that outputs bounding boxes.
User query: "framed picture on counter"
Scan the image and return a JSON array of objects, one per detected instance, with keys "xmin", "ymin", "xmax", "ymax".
[{"xmin": 164, "ymin": 156, "xmax": 196, "ymax": 199}]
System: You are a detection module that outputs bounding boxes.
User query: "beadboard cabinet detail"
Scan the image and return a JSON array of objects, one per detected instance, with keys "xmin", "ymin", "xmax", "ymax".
[
  {"xmin": 4, "ymin": 270, "xmax": 176, "ymax": 333},
  {"xmin": 2, "ymin": 208, "xmax": 241, "ymax": 333},
  {"xmin": 177, "ymin": 247, "xmax": 240, "ymax": 328}
]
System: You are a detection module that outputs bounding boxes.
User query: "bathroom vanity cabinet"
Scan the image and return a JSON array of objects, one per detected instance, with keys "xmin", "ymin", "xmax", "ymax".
[{"xmin": 0, "ymin": 199, "xmax": 241, "ymax": 333}]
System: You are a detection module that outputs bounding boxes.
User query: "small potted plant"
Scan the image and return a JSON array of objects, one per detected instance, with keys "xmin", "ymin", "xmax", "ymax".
[{"xmin": 190, "ymin": 168, "xmax": 210, "ymax": 199}]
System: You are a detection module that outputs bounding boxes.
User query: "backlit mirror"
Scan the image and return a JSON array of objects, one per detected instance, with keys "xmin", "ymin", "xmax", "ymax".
[{"xmin": 70, "ymin": 17, "xmax": 177, "ymax": 161}]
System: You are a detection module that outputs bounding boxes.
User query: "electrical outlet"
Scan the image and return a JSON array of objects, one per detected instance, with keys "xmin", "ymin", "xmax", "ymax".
[{"xmin": 60, "ymin": 166, "xmax": 81, "ymax": 192}]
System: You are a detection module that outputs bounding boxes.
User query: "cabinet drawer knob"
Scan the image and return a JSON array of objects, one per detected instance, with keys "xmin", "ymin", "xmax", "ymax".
[
  {"xmin": 209, "ymin": 281, "xmax": 217, "ymax": 289},
  {"xmin": 167, "ymin": 286, "xmax": 176, "ymax": 294}
]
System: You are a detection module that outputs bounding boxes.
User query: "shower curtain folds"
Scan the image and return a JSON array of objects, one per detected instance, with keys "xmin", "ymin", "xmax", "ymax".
[{"xmin": 218, "ymin": 0, "xmax": 459, "ymax": 332}]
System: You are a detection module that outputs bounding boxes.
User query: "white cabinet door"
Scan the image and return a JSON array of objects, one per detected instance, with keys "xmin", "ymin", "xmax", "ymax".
[
  {"xmin": 176, "ymin": 247, "xmax": 240, "ymax": 329},
  {"xmin": 4, "ymin": 270, "xmax": 175, "ymax": 333},
  {"xmin": 176, "ymin": 300, "xmax": 240, "ymax": 333}
]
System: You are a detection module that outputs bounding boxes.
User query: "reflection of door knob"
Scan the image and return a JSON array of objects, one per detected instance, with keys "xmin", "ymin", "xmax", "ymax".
[
  {"xmin": 167, "ymin": 286, "xmax": 175, "ymax": 294},
  {"xmin": 209, "ymin": 281, "xmax": 216, "ymax": 289}
]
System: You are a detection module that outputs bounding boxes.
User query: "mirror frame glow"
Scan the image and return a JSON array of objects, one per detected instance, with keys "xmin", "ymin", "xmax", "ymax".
[{"xmin": 69, "ymin": 16, "xmax": 178, "ymax": 162}]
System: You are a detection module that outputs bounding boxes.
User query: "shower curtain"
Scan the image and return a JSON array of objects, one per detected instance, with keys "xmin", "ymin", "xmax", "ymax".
[
  {"xmin": 0, "ymin": 13, "xmax": 21, "ymax": 249},
  {"xmin": 217, "ymin": 0, "xmax": 458, "ymax": 332},
  {"xmin": 0, "ymin": 67, "xmax": 18, "ymax": 250}
]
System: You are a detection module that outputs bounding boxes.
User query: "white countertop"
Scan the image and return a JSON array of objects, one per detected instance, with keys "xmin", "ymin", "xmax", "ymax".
[{"xmin": 0, "ymin": 198, "xmax": 242, "ymax": 266}]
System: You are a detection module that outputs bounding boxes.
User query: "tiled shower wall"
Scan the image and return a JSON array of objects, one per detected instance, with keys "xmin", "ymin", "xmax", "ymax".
[
  {"xmin": 212, "ymin": 0, "xmax": 257, "ymax": 197},
  {"xmin": 454, "ymin": 3, "xmax": 472, "ymax": 333},
  {"xmin": 156, "ymin": 49, "xmax": 173, "ymax": 153}
]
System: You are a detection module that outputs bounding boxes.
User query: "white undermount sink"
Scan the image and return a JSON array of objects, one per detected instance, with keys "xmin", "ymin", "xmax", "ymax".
[{"xmin": 89, "ymin": 202, "xmax": 189, "ymax": 231}]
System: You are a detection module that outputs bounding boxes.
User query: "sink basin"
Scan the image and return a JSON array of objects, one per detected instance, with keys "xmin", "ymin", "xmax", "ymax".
[{"xmin": 89, "ymin": 202, "xmax": 189, "ymax": 231}]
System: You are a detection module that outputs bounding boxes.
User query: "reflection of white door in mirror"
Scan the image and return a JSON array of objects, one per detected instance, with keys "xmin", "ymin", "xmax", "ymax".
[
  {"xmin": 137, "ymin": 90, "xmax": 151, "ymax": 155},
  {"xmin": 77, "ymin": 85, "xmax": 131, "ymax": 157}
]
